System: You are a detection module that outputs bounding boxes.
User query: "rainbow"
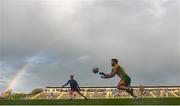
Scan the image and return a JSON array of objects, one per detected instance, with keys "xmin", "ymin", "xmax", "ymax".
[
  {"xmin": 3, "ymin": 64, "xmax": 30, "ymax": 92},
  {"xmin": 3, "ymin": 35, "xmax": 61, "ymax": 93}
]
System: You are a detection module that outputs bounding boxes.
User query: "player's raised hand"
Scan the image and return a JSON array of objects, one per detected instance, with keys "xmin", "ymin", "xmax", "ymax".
[{"xmin": 99, "ymin": 72, "xmax": 106, "ymax": 76}]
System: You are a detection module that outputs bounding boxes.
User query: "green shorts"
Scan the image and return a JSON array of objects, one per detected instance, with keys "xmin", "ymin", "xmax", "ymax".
[{"xmin": 123, "ymin": 75, "xmax": 131, "ymax": 86}]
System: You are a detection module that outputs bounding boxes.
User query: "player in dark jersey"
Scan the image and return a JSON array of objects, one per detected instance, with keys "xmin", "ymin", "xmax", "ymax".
[
  {"xmin": 62, "ymin": 75, "xmax": 87, "ymax": 100},
  {"xmin": 99, "ymin": 59, "xmax": 138, "ymax": 99}
]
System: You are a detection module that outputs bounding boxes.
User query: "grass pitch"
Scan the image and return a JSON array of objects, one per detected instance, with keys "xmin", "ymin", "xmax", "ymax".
[{"xmin": 0, "ymin": 98, "xmax": 180, "ymax": 105}]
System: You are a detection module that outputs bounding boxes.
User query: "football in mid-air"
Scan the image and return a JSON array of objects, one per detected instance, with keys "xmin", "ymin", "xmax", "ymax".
[{"xmin": 92, "ymin": 67, "xmax": 99, "ymax": 73}]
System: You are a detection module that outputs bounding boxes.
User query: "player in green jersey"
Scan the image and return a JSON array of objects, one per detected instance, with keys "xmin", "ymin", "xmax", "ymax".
[{"xmin": 99, "ymin": 59, "xmax": 138, "ymax": 99}]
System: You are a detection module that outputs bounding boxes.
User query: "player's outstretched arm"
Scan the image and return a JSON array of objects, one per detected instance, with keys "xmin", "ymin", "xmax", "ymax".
[
  {"xmin": 101, "ymin": 69, "xmax": 116, "ymax": 79},
  {"xmin": 62, "ymin": 81, "xmax": 69, "ymax": 87},
  {"xmin": 99, "ymin": 72, "xmax": 106, "ymax": 76}
]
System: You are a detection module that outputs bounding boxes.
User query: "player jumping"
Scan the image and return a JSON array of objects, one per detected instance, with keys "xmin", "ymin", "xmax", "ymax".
[
  {"xmin": 99, "ymin": 59, "xmax": 138, "ymax": 99},
  {"xmin": 62, "ymin": 75, "xmax": 88, "ymax": 100}
]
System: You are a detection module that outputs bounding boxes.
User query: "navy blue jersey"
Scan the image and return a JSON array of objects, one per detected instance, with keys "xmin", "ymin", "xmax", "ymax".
[{"xmin": 64, "ymin": 79, "xmax": 80, "ymax": 91}]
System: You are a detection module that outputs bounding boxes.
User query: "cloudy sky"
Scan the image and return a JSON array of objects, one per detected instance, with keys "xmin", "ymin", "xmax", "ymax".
[{"xmin": 0, "ymin": 0, "xmax": 179, "ymax": 93}]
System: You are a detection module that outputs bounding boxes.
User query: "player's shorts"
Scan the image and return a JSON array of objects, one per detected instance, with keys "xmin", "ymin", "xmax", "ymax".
[
  {"xmin": 123, "ymin": 75, "xmax": 131, "ymax": 86},
  {"xmin": 71, "ymin": 87, "xmax": 80, "ymax": 91}
]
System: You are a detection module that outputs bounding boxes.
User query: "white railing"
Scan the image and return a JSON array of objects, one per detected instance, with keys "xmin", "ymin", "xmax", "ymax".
[{"xmin": 33, "ymin": 86, "xmax": 180, "ymax": 99}]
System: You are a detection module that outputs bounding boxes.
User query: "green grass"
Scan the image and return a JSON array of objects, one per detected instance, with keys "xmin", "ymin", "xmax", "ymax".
[{"xmin": 0, "ymin": 98, "xmax": 180, "ymax": 105}]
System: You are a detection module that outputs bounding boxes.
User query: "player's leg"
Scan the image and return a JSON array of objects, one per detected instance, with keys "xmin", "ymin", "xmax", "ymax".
[
  {"xmin": 125, "ymin": 85, "xmax": 137, "ymax": 98},
  {"xmin": 76, "ymin": 91, "xmax": 88, "ymax": 100},
  {"xmin": 69, "ymin": 90, "xmax": 74, "ymax": 100},
  {"xmin": 125, "ymin": 77, "xmax": 138, "ymax": 99},
  {"xmin": 117, "ymin": 80, "xmax": 137, "ymax": 98},
  {"xmin": 73, "ymin": 92, "xmax": 76, "ymax": 98},
  {"xmin": 117, "ymin": 80, "xmax": 129, "ymax": 90}
]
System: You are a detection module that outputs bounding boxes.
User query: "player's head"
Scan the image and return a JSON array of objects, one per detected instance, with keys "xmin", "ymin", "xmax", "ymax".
[
  {"xmin": 70, "ymin": 75, "xmax": 74, "ymax": 80},
  {"xmin": 111, "ymin": 59, "xmax": 118, "ymax": 66}
]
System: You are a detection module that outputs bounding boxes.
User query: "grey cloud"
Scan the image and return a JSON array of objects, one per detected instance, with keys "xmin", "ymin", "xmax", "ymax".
[{"xmin": 0, "ymin": 0, "xmax": 179, "ymax": 92}]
